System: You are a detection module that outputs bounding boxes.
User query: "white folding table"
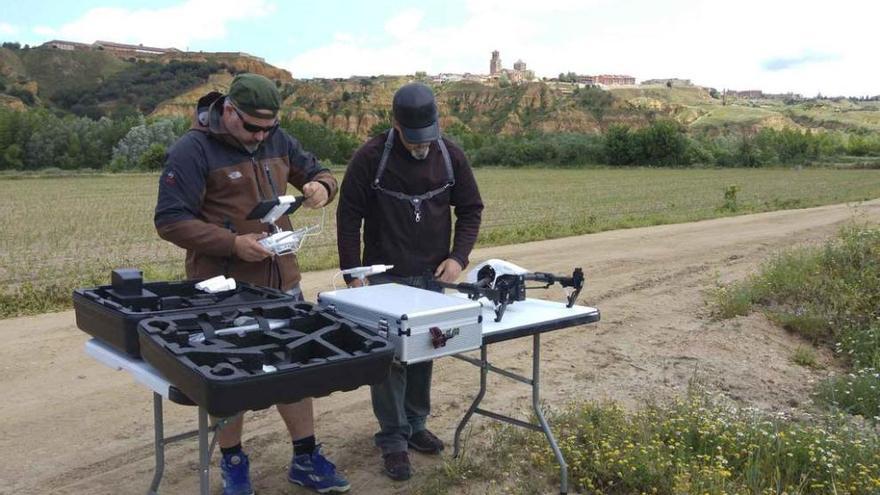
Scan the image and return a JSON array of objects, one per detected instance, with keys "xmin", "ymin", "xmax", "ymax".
[
  {"xmin": 449, "ymin": 297, "xmax": 600, "ymax": 495},
  {"xmin": 85, "ymin": 297, "xmax": 599, "ymax": 495},
  {"xmin": 85, "ymin": 339, "xmax": 239, "ymax": 495}
]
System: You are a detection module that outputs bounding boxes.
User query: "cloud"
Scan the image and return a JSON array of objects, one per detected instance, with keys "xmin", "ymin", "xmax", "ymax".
[
  {"xmin": 465, "ymin": 0, "xmax": 602, "ymax": 14},
  {"xmin": 45, "ymin": 0, "xmax": 275, "ymax": 49},
  {"xmin": 280, "ymin": 0, "xmax": 878, "ymax": 95},
  {"xmin": 33, "ymin": 26, "xmax": 56, "ymax": 37},
  {"xmin": 0, "ymin": 23, "xmax": 20, "ymax": 36},
  {"xmin": 282, "ymin": 4, "xmax": 544, "ymax": 78},
  {"xmin": 762, "ymin": 52, "xmax": 840, "ymax": 71},
  {"xmin": 384, "ymin": 9, "xmax": 425, "ymax": 40}
]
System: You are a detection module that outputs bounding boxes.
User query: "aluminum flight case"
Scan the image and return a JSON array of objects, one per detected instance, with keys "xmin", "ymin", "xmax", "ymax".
[{"xmin": 317, "ymin": 284, "xmax": 483, "ymax": 363}]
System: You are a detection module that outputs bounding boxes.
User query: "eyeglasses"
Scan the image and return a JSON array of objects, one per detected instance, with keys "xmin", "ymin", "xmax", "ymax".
[{"xmin": 230, "ymin": 103, "xmax": 279, "ymax": 134}]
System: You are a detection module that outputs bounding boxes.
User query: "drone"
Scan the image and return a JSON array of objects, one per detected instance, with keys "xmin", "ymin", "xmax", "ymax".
[
  {"xmin": 414, "ymin": 264, "xmax": 585, "ymax": 322},
  {"xmin": 246, "ymin": 195, "xmax": 319, "ymax": 256}
]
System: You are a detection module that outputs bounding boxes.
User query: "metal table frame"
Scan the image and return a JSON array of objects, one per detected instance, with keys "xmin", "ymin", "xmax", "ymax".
[
  {"xmin": 85, "ymin": 339, "xmax": 238, "ymax": 495},
  {"xmin": 449, "ymin": 298, "xmax": 601, "ymax": 495}
]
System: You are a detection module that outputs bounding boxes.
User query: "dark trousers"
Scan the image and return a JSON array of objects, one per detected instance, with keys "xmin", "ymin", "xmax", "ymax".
[
  {"xmin": 371, "ymin": 360, "xmax": 433, "ymax": 454},
  {"xmin": 368, "ymin": 273, "xmax": 437, "ymax": 454}
]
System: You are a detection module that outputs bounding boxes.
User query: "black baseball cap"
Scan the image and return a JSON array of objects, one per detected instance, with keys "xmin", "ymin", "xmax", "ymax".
[{"xmin": 393, "ymin": 83, "xmax": 439, "ymax": 144}]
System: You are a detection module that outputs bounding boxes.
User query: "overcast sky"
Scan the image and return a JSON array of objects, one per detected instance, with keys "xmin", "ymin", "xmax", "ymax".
[{"xmin": 1, "ymin": 0, "xmax": 876, "ymax": 96}]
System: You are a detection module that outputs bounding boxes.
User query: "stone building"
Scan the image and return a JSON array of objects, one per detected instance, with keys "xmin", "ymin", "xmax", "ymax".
[{"xmin": 490, "ymin": 50, "xmax": 502, "ymax": 75}]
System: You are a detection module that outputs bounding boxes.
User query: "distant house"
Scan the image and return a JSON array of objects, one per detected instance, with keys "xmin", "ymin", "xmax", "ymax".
[
  {"xmin": 41, "ymin": 40, "xmax": 92, "ymax": 51},
  {"xmin": 93, "ymin": 40, "xmax": 180, "ymax": 55},
  {"xmin": 729, "ymin": 89, "xmax": 763, "ymax": 99},
  {"xmin": 431, "ymin": 73, "xmax": 465, "ymax": 84},
  {"xmin": 38, "ymin": 39, "xmax": 271, "ymax": 64},
  {"xmin": 595, "ymin": 74, "xmax": 636, "ymax": 86}
]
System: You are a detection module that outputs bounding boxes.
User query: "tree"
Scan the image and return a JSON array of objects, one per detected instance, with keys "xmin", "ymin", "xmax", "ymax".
[
  {"xmin": 2, "ymin": 144, "xmax": 23, "ymax": 169},
  {"xmin": 138, "ymin": 143, "xmax": 167, "ymax": 170},
  {"xmin": 604, "ymin": 124, "xmax": 633, "ymax": 165},
  {"xmin": 281, "ymin": 117, "xmax": 359, "ymax": 164},
  {"xmin": 110, "ymin": 119, "xmax": 180, "ymax": 170},
  {"xmin": 631, "ymin": 120, "xmax": 689, "ymax": 166}
]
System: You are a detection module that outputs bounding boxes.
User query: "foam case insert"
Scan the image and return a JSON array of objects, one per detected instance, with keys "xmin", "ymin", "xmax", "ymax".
[
  {"xmin": 137, "ymin": 302, "xmax": 394, "ymax": 416},
  {"xmin": 73, "ymin": 269, "xmax": 293, "ymax": 357}
]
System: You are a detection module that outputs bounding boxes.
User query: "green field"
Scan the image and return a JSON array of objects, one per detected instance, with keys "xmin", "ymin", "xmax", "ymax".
[{"xmin": 2, "ymin": 167, "xmax": 880, "ymax": 317}]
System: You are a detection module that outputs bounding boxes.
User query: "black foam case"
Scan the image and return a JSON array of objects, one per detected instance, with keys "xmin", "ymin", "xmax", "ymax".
[
  {"xmin": 74, "ymin": 269, "xmax": 293, "ymax": 357},
  {"xmin": 138, "ymin": 302, "xmax": 394, "ymax": 416}
]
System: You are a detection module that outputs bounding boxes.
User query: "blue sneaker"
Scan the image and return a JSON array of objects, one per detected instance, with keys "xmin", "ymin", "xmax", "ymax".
[
  {"xmin": 288, "ymin": 445, "xmax": 351, "ymax": 493},
  {"xmin": 220, "ymin": 451, "xmax": 255, "ymax": 495}
]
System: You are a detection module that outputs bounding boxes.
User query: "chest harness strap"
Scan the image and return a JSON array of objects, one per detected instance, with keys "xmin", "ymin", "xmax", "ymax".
[{"xmin": 371, "ymin": 128, "xmax": 455, "ymax": 222}]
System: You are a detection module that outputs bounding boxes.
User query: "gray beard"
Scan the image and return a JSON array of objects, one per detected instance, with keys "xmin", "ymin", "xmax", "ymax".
[{"xmin": 410, "ymin": 148, "xmax": 430, "ymax": 160}]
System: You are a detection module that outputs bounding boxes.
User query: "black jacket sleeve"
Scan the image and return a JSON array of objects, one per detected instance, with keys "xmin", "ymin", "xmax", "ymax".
[
  {"xmin": 447, "ymin": 143, "xmax": 483, "ymax": 268},
  {"xmin": 336, "ymin": 146, "xmax": 374, "ymax": 272}
]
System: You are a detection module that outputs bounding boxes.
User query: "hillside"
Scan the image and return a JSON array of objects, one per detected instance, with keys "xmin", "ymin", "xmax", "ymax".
[
  {"xmin": 2, "ymin": 45, "xmax": 879, "ymax": 139},
  {"xmin": 280, "ymin": 80, "xmax": 880, "ymax": 139},
  {"xmin": 0, "ymin": 45, "xmax": 292, "ymax": 116}
]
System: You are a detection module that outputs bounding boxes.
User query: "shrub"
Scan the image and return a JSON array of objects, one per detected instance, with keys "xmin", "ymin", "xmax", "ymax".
[
  {"xmin": 110, "ymin": 119, "xmax": 181, "ymax": 171},
  {"xmin": 714, "ymin": 227, "xmax": 880, "ymax": 420}
]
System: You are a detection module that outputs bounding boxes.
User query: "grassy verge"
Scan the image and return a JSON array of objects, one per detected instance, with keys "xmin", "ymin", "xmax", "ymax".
[
  {"xmin": 713, "ymin": 226, "xmax": 880, "ymax": 421},
  {"xmin": 415, "ymin": 393, "xmax": 880, "ymax": 495}
]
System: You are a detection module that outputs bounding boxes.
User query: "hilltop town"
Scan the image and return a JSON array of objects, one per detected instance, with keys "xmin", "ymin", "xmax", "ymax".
[{"xmin": 33, "ymin": 40, "xmax": 787, "ymax": 99}]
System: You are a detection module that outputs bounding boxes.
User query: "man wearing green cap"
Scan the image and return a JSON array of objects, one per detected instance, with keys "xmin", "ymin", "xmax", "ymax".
[{"xmin": 155, "ymin": 73, "xmax": 350, "ymax": 494}]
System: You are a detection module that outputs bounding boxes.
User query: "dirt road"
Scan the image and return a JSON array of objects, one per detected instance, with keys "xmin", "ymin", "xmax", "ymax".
[{"xmin": 2, "ymin": 200, "xmax": 876, "ymax": 495}]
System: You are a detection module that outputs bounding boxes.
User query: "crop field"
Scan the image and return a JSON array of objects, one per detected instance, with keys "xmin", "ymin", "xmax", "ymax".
[{"xmin": 2, "ymin": 167, "xmax": 880, "ymax": 317}]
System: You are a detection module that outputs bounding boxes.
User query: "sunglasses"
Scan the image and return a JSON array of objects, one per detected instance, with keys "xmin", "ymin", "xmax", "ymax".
[{"xmin": 230, "ymin": 104, "xmax": 279, "ymax": 134}]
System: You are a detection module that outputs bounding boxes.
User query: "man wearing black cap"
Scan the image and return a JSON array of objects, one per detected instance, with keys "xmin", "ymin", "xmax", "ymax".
[
  {"xmin": 155, "ymin": 73, "xmax": 350, "ymax": 494},
  {"xmin": 336, "ymin": 82, "xmax": 484, "ymax": 480}
]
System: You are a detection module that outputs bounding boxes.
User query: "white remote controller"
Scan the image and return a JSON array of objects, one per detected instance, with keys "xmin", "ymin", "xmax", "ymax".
[{"xmin": 259, "ymin": 230, "xmax": 305, "ymax": 256}]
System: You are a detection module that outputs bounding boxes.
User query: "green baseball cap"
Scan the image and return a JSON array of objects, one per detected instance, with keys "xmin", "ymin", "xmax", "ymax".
[{"xmin": 227, "ymin": 73, "xmax": 281, "ymax": 119}]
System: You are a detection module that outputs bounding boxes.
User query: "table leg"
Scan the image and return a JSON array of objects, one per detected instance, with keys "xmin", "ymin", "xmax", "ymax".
[
  {"xmin": 531, "ymin": 334, "xmax": 568, "ymax": 494},
  {"xmin": 147, "ymin": 392, "xmax": 165, "ymax": 495},
  {"xmin": 198, "ymin": 407, "xmax": 210, "ymax": 495},
  {"xmin": 453, "ymin": 345, "xmax": 488, "ymax": 458}
]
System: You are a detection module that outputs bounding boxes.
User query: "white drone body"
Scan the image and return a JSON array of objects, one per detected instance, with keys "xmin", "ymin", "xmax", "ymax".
[{"xmin": 465, "ymin": 258, "xmax": 529, "ymax": 284}]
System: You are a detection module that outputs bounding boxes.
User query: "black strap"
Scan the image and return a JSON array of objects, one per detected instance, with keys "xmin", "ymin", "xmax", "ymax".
[
  {"xmin": 371, "ymin": 128, "xmax": 455, "ymax": 222},
  {"xmin": 196, "ymin": 320, "xmax": 215, "ymax": 341},
  {"xmin": 254, "ymin": 316, "xmax": 270, "ymax": 333}
]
